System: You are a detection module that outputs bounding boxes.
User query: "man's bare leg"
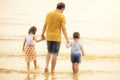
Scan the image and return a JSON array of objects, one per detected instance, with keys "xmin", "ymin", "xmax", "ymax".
[
  {"xmin": 51, "ymin": 54, "xmax": 57, "ymax": 73},
  {"xmin": 45, "ymin": 52, "xmax": 51, "ymax": 73}
]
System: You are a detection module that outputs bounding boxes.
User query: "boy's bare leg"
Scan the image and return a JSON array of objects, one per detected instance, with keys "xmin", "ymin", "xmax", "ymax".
[
  {"xmin": 72, "ymin": 63, "xmax": 75, "ymax": 74},
  {"xmin": 76, "ymin": 63, "xmax": 79, "ymax": 74},
  {"xmin": 51, "ymin": 54, "xmax": 57, "ymax": 73},
  {"xmin": 74, "ymin": 63, "xmax": 79, "ymax": 74},
  {"xmin": 45, "ymin": 53, "xmax": 51, "ymax": 72}
]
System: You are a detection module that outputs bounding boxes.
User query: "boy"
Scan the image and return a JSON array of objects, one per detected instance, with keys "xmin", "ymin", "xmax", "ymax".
[{"xmin": 66, "ymin": 32, "xmax": 84, "ymax": 74}]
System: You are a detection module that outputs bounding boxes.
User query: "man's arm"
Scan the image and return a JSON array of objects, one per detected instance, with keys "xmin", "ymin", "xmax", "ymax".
[
  {"xmin": 41, "ymin": 23, "xmax": 47, "ymax": 39},
  {"xmin": 62, "ymin": 25, "xmax": 69, "ymax": 43}
]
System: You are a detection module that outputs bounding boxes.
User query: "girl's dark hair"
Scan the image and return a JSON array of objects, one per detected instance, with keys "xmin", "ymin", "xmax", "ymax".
[
  {"xmin": 56, "ymin": 2, "xmax": 65, "ymax": 10},
  {"xmin": 73, "ymin": 32, "xmax": 80, "ymax": 39},
  {"xmin": 28, "ymin": 26, "xmax": 37, "ymax": 34}
]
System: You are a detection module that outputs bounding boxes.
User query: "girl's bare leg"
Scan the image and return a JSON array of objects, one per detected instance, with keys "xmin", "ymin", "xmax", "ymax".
[
  {"xmin": 34, "ymin": 59, "xmax": 37, "ymax": 70},
  {"xmin": 27, "ymin": 62, "xmax": 30, "ymax": 71}
]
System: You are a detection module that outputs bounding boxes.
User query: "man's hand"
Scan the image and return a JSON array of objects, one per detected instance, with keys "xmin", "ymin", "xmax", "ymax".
[
  {"xmin": 41, "ymin": 34, "xmax": 46, "ymax": 40},
  {"xmin": 66, "ymin": 40, "xmax": 69, "ymax": 44}
]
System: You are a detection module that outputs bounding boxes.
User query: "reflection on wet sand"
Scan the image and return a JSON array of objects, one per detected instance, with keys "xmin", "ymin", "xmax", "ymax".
[
  {"xmin": 72, "ymin": 74, "xmax": 79, "ymax": 80},
  {"xmin": 25, "ymin": 73, "xmax": 37, "ymax": 80},
  {"xmin": 44, "ymin": 73, "xmax": 49, "ymax": 80},
  {"xmin": 44, "ymin": 72, "xmax": 79, "ymax": 80},
  {"xmin": 44, "ymin": 73, "xmax": 57, "ymax": 80}
]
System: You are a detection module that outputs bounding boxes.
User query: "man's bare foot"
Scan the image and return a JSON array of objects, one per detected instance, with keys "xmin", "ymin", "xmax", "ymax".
[{"xmin": 44, "ymin": 68, "xmax": 49, "ymax": 73}]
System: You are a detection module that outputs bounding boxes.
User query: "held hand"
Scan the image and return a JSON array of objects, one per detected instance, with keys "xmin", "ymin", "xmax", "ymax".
[
  {"xmin": 65, "ymin": 42, "xmax": 71, "ymax": 48},
  {"xmin": 65, "ymin": 43, "xmax": 69, "ymax": 48},
  {"xmin": 42, "ymin": 37, "xmax": 46, "ymax": 40},
  {"xmin": 41, "ymin": 34, "xmax": 45, "ymax": 40},
  {"xmin": 22, "ymin": 48, "xmax": 25, "ymax": 51},
  {"xmin": 66, "ymin": 40, "xmax": 69, "ymax": 44}
]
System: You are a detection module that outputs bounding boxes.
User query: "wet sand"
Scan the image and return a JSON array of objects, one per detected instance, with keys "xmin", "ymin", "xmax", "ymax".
[{"xmin": 0, "ymin": 55, "xmax": 120, "ymax": 80}]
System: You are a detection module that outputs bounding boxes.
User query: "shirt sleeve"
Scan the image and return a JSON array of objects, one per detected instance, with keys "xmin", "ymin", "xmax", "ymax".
[
  {"xmin": 60, "ymin": 15, "xmax": 66, "ymax": 26},
  {"xmin": 45, "ymin": 13, "xmax": 49, "ymax": 24}
]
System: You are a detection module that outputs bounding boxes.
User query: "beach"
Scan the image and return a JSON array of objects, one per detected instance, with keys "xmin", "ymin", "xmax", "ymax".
[
  {"xmin": 0, "ymin": 38, "xmax": 120, "ymax": 80},
  {"xmin": 0, "ymin": 0, "xmax": 120, "ymax": 80},
  {"xmin": 0, "ymin": 40, "xmax": 120, "ymax": 80}
]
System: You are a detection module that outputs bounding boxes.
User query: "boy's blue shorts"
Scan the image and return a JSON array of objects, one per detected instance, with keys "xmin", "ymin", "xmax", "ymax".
[{"xmin": 71, "ymin": 53, "xmax": 81, "ymax": 63}]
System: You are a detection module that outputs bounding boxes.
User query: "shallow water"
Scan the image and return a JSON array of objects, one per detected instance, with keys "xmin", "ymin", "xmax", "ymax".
[
  {"xmin": 0, "ymin": 56, "xmax": 120, "ymax": 80},
  {"xmin": 0, "ymin": 39, "xmax": 120, "ymax": 56}
]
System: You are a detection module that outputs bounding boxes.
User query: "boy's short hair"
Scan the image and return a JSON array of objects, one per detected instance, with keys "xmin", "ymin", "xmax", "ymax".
[
  {"xmin": 73, "ymin": 32, "xmax": 80, "ymax": 39},
  {"xmin": 56, "ymin": 2, "xmax": 65, "ymax": 10}
]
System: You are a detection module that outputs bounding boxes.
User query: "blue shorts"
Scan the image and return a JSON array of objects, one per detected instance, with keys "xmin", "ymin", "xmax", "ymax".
[
  {"xmin": 71, "ymin": 53, "xmax": 81, "ymax": 63},
  {"xmin": 47, "ymin": 41, "xmax": 61, "ymax": 54}
]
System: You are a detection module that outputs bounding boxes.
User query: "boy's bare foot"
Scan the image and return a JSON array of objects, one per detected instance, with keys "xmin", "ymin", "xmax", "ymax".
[
  {"xmin": 51, "ymin": 70, "xmax": 55, "ymax": 74},
  {"xmin": 27, "ymin": 70, "xmax": 30, "ymax": 74},
  {"xmin": 36, "ymin": 65, "xmax": 39, "ymax": 70},
  {"xmin": 73, "ymin": 74, "xmax": 78, "ymax": 80},
  {"xmin": 44, "ymin": 68, "xmax": 49, "ymax": 73}
]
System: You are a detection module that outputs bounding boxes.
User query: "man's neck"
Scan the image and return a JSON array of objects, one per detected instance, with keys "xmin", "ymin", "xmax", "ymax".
[{"xmin": 56, "ymin": 9, "xmax": 62, "ymax": 13}]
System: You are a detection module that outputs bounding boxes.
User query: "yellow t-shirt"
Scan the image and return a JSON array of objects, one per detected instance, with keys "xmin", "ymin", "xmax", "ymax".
[{"xmin": 45, "ymin": 10, "xmax": 66, "ymax": 42}]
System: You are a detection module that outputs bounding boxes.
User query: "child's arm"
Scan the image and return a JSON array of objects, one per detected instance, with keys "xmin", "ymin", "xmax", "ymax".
[
  {"xmin": 33, "ymin": 36, "xmax": 45, "ymax": 42},
  {"xmin": 22, "ymin": 38, "xmax": 26, "ymax": 51},
  {"xmin": 80, "ymin": 45, "xmax": 85, "ymax": 56}
]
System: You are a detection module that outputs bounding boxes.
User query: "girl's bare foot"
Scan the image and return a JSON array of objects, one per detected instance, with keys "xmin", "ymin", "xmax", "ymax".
[{"xmin": 44, "ymin": 68, "xmax": 49, "ymax": 73}]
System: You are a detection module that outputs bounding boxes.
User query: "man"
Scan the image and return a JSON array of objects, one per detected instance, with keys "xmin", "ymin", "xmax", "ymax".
[{"xmin": 41, "ymin": 2, "xmax": 69, "ymax": 73}]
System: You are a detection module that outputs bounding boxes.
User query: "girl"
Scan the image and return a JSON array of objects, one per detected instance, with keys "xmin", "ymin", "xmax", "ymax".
[
  {"xmin": 66, "ymin": 32, "xmax": 84, "ymax": 74},
  {"xmin": 22, "ymin": 26, "xmax": 45, "ymax": 72}
]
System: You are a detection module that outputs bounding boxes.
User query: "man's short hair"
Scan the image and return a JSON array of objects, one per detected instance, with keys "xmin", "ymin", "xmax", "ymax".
[{"xmin": 56, "ymin": 2, "xmax": 65, "ymax": 10}]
